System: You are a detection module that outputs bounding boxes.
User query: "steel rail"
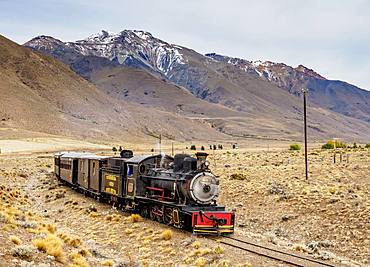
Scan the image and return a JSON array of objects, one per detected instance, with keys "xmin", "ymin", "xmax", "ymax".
[{"xmin": 219, "ymin": 236, "xmax": 337, "ymax": 267}]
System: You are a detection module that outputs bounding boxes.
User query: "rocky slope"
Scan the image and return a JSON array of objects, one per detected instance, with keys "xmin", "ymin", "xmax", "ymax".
[
  {"xmin": 23, "ymin": 30, "xmax": 370, "ymax": 141},
  {"xmin": 206, "ymin": 53, "xmax": 370, "ymax": 123},
  {"xmin": 0, "ymin": 34, "xmax": 231, "ymax": 142}
]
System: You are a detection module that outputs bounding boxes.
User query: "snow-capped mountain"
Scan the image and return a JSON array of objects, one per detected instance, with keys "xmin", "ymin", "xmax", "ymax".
[
  {"xmin": 26, "ymin": 30, "xmax": 186, "ymax": 76},
  {"xmin": 205, "ymin": 53, "xmax": 326, "ymax": 94},
  {"xmin": 25, "ymin": 30, "xmax": 370, "ymax": 124}
]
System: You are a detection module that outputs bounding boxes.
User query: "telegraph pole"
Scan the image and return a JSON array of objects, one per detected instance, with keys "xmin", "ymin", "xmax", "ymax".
[
  {"xmin": 302, "ymin": 89, "xmax": 308, "ymax": 180},
  {"xmin": 159, "ymin": 134, "xmax": 162, "ymax": 154}
]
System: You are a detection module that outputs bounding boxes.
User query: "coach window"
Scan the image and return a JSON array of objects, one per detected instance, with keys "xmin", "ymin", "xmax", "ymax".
[
  {"xmin": 127, "ymin": 165, "xmax": 134, "ymax": 177},
  {"xmin": 92, "ymin": 162, "xmax": 96, "ymax": 175}
]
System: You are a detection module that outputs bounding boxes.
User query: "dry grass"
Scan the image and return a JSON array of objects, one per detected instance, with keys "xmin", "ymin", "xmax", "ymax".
[
  {"xmin": 161, "ymin": 229, "xmax": 173, "ymax": 240},
  {"xmin": 101, "ymin": 259, "xmax": 114, "ymax": 266},
  {"xmin": 128, "ymin": 214, "xmax": 142, "ymax": 223},
  {"xmin": 195, "ymin": 257, "xmax": 207, "ymax": 267},
  {"xmin": 69, "ymin": 251, "xmax": 89, "ymax": 267},
  {"xmin": 192, "ymin": 241, "xmax": 201, "ymax": 249},
  {"xmin": 214, "ymin": 245, "xmax": 225, "ymax": 254},
  {"xmin": 9, "ymin": 235, "xmax": 22, "ymax": 245},
  {"xmin": 33, "ymin": 234, "xmax": 64, "ymax": 261}
]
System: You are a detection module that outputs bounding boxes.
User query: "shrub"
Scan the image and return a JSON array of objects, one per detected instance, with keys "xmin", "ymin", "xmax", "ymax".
[
  {"xmin": 70, "ymin": 251, "xmax": 88, "ymax": 267},
  {"xmin": 102, "ymin": 260, "xmax": 114, "ymax": 266},
  {"xmin": 195, "ymin": 257, "xmax": 207, "ymax": 267},
  {"xmin": 322, "ymin": 140, "xmax": 346, "ymax": 149},
  {"xmin": 289, "ymin": 144, "xmax": 301, "ymax": 151},
  {"xmin": 161, "ymin": 229, "xmax": 173, "ymax": 240},
  {"xmin": 33, "ymin": 234, "xmax": 64, "ymax": 261},
  {"xmin": 366, "ymin": 143, "xmax": 370, "ymax": 148},
  {"xmin": 11, "ymin": 244, "xmax": 35, "ymax": 259},
  {"xmin": 213, "ymin": 245, "xmax": 225, "ymax": 254},
  {"xmin": 9, "ymin": 235, "xmax": 22, "ymax": 245},
  {"xmin": 201, "ymin": 146, "xmax": 205, "ymax": 151},
  {"xmin": 128, "ymin": 214, "xmax": 142, "ymax": 223},
  {"xmin": 190, "ymin": 145, "xmax": 196, "ymax": 150},
  {"xmin": 352, "ymin": 142, "xmax": 358, "ymax": 148},
  {"xmin": 112, "ymin": 147, "xmax": 117, "ymax": 152},
  {"xmin": 230, "ymin": 173, "xmax": 248, "ymax": 180},
  {"xmin": 192, "ymin": 241, "xmax": 201, "ymax": 249}
]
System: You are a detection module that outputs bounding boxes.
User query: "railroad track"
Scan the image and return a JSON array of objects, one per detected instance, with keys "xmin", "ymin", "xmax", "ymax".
[{"xmin": 219, "ymin": 236, "xmax": 337, "ymax": 267}]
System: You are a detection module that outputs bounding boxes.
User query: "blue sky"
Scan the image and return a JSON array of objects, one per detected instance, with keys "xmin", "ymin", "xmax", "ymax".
[{"xmin": 1, "ymin": 0, "xmax": 370, "ymax": 90}]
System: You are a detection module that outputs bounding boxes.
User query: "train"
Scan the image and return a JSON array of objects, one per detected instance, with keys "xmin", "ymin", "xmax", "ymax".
[{"xmin": 54, "ymin": 150, "xmax": 235, "ymax": 235}]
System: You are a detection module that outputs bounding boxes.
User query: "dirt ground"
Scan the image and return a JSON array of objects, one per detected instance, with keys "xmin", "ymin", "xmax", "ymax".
[{"xmin": 0, "ymin": 141, "xmax": 369, "ymax": 267}]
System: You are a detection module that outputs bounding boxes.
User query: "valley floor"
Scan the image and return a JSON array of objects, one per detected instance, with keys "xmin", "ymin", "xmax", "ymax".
[{"xmin": 0, "ymin": 139, "xmax": 369, "ymax": 266}]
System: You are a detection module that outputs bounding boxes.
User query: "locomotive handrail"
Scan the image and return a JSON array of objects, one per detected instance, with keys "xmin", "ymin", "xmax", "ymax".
[{"xmin": 141, "ymin": 175, "xmax": 186, "ymax": 181}]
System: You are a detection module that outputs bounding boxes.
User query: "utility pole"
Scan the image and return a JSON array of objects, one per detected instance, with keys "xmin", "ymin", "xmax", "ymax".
[
  {"xmin": 159, "ymin": 134, "xmax": 162, "ymax": 154},
  {"xmin": 171, "ymin": 141, "xmax": 174, "ymax": 156},
  {"xmin": 302, "ymin": 89, "xmax": 308, "ymax": 180}
]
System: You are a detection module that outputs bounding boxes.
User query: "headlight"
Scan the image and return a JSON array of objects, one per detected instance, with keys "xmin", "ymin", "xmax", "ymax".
[
  {"xmin": 189, "ymin": 172, "xmax": 219, "ymax": 204},
  {"xmin": 204, "ymin": 160, "xmax": 210, "ymax": 167}
]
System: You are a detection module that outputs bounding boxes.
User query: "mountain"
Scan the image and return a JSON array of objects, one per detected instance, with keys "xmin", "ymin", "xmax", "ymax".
[
  {"xmin": 23, "ymin": 30, "xmax": 370, "ymax": 141},
  {"xmin": 0, "ymin": 34, "xmax": 232, "ymax": 142},
  {"xmin": 205, "ymin": 53, "xmax": 370, "ymax": 123}
]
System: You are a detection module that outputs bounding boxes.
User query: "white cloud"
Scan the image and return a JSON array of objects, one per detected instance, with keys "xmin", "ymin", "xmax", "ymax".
[{"xmin": 1, "ymin": 0, "xmax": 369, "ymax": 89}]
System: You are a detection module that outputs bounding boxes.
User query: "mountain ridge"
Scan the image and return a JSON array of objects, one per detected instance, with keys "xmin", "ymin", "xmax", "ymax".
[{"xmin": 20, "ymin": 30, "xmax": 370, "ymax": 141}]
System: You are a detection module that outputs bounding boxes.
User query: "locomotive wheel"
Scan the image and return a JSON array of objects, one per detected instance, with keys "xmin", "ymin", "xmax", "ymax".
[
  {"xmin": 163, "ymin": 207, "xmax": 173, "ymax": 225},
  {"xmin": 149, "ymin": 206, "xmax": 156, "ymax": 221},
  {"xmin": 140, "ymin": 205, "xmax": 149, "ymax": 218}
]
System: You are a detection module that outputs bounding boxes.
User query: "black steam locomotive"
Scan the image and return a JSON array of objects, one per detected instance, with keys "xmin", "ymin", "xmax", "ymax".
[{"xmin": 54, "ymin": 150, "xmax": 234, "ymax": 235}]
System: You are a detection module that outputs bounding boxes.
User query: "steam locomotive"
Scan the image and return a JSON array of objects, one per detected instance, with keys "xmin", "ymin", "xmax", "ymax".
[{"xmin": 54, "ymin": 150, "xmax": 234, "ymax": 235}]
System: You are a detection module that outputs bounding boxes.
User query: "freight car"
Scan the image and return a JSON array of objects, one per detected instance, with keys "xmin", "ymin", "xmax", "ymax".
[{"xmin": 54, "ymin": 151, "xmax": 234, "ymax": 235}]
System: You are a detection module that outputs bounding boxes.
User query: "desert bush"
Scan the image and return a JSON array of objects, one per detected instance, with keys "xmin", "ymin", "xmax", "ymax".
[
  {"xmin": 322, "ymin": 140, "xmax": 346, "ymax": 149},
  {"xmin": 230, "ymin": 173, "xmax": 248, "ymax": 180},
  {"xmin": 213, "ymin": 245, "xmax": 225, "ymax": 254},
  {"xmin": 201, "ymin": 146, "xmax": 205, "ymax": 151},
  {"xmin": 190, "ymin": 145, "xmax": 196, "ymax": 150},
  {"xmin": 161, "ymin": 229, "xmax": 173, "ymax": 240},
  {"xmin": 70, "ymin": 251, "xmax": 88, "ymax": 267},
  {"xmin": 365, "ymin": 143, "xmax": 370, "ymax": 148},
  {"xmin": 192, "ymin": 241, "xmax": 201, "ymax": 249},
  {"xmin": 11, "ymin": 244, "xmax": 35, "ymax": 259},
  {"xmin": 101, "ymin": 260, "xmax": 114, "ymax": 266},
  {"xmin": 9, "ymin": 235, "xmax": 22, "ymax": 245},
  {"xmin": 195, "ymin": 257, "xmax": 207, "ymax": 267},
  {"xmin": 289, "ymin": 144, "xmax": 301, "ymax": 151},
  {"xmin": 128, "ymin": 214, "xmax": 142, "ymax": 223},
  {"xmin": 33, "ymin": 234, "xmax": 64, "ymax": 261}
]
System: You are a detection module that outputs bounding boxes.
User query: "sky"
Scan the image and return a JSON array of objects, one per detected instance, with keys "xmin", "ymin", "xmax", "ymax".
[{"xmin": 1, "ymin": 0, "xmax": 370, "ymax": 90}]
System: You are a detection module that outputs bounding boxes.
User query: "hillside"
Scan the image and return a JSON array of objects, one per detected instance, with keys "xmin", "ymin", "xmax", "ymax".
[
  {"xmin": 206, "ymin": 53, "xmax": 370, "ymax": 123},
  {"xmin": 23, "ymin": 31, "xmax": 370, "ymax": 141},
  {"xmin": 0, "ymin": 34, "xmax": 230, "ymax": 142}
]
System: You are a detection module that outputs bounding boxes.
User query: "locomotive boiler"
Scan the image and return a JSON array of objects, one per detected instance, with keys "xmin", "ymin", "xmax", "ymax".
[{"xmin": 143, "ymin": 152, "xmax": 219, "ymax": 205}]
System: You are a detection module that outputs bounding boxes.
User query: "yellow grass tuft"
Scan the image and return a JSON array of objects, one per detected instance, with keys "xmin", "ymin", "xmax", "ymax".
[
  {"xmin": 101, "ymin": 260, "xmax": 114, "ymax": 266},
  {"xmin": 192, "ymin": 241, "xmax": 201, "ymax": 249},
  {"xmin": 69, "ymin": 238, "xmax": 82, "ymax": 248},
  {"xmin": 129, "ymin": 214, "xmax": 142, "ymax": 223},
  {"xmin": 214, "ymin": 245, "xmax": 225, "ymax": 254},
  {"xmin": 195, "ymin": 257, "xmax": 207, "ymax": 267},
  {"xmin": 46, "ymin": 223, "xmax": 57, "ymax": 234},
  {"xmin": 217, "ymin": 260, "xmax": 231, "ymax": 267},
  {"xmin": 124, "ymin": 228, "xmax": 134, "ymax": 235},
  {"xmin": 89, "ymin": 212, "xmax": 99, "ymax": 218},
  {"xmin": 33, "ymin": 234, "xmax": 64, "ymax": 261},
  {"xmin": 69, "ymin": 252, "xmax": 88, "ymax": 267},
  {"xmin": 293, "ymin": 243, "xmax": 308, "ymax": 253},
  {"xmin": 161, "ymin": 229, "xmax": 173, "ymax": 240},
  {"xmin": 78, "ymin": 247, "xmax": 91, "ymax": 257},
  {"xmin": 9, "ymin": 235, "xmax": 22, "ymax": 245}
]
